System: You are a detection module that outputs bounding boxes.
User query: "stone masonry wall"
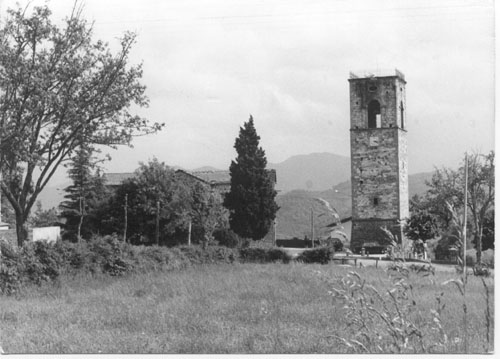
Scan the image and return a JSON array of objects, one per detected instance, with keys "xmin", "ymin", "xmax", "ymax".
[
  {"xmin": 398, "ymin": 131, "xmax": 409, "ymax": 219},
  {"xmin": 350, "ymin": 129, "xmax": 400, "ymax": 219},
  {"xmin": 349, "ymin": 76, "xmax": 406, "ymax": 130},
  {"xmin": 350, "ymin": 219, "xmax": 404, "ymax": 252},
  {"xmin": 348, "ymin": 74, "xmax": 408, "ymax": 251}
]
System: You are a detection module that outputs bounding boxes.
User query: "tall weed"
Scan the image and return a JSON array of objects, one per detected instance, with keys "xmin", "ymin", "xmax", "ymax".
[{"xmin": 327, "ymin": 270, "xmax": 448, "ymax": 353}]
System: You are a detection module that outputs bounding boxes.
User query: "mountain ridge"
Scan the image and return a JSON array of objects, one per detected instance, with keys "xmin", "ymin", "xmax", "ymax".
[{"xmin": 37, "ymin": 152, "xmax": 435, "ymax": 210}]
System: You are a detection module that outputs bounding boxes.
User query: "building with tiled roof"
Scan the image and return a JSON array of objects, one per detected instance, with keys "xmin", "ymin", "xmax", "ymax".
[
  {"xmin": 175, "ymin": 169, "xmax": 231, "ymax": 193},
  {"xmin": 175, "ymin": 169, "xmax": 277, "ymax": 195},
  {"xmin": 103, "ymin": 169, "xmax": 277, "ymax": 195}
]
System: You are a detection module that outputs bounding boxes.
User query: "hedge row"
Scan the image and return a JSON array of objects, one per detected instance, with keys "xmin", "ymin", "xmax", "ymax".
[{"xmin": 0, "ymin": 236, "xmax": 336, "ymax": 295}]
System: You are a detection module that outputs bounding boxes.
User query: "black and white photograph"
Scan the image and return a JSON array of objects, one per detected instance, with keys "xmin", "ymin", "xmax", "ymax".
[{"xmin": 0, "ymin": 0, "xmax": 495, "ymax": 354}]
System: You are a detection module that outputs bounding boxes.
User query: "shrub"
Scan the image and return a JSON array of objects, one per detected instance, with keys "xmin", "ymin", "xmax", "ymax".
[
  {"xmin": 213, "ymin": 228, "xmax": 241, "ymax": 248},
  {"xmin": 296, "ymin": 247, "xmax": 333, "ymax": 264},
  {"xmin": 178, "ymin": 245, "xmax": 238, "ymax": 265},
  {"xmin": 0, "ymin": 240, "xmax": 65, "ymax": 293},
  {"xmin": 163, "ymin": 247, "xmax": 191, "ymax": 270},
  {"xmin": 136, "ymin": 245, "xmax": 170, "ymax": 265},
  {"xmin": 127, "ymin": 245, "xmax": 190, "ymax": 272},
  {"xmin": 267, "ymin": 248, "xmax": 291, "ymax": 263},
  {"xmin": 473, "ymin": 262, "xmax": 491, "ymax": 277},
  {"xmin": 19, "ymin": 241, "xmax": 64, "ymax": 284},
  {"xmin": 54, "ymin": 241, "xmax": 93, "ymax": 272},
  {"xmin": 0, "ymin": 262, "xmax": 21, "ymax": 295},
  {"xmin": 239, "ymin": 247, "xmax": 290, "ymax": 263},
  {"xmin": 87, "ymin": 234, "xmax": 132, "ymax": 276},
  {"xmin": 0, "ymin": 241, "xmax": 21, "ymax": 294},
  {"xmin": 320, "ymin": 237, "xmax": 344, "ymax": 252},
  {"xmin": 481, "ymin": 249, "xmax": 494, "ymax": 268}
]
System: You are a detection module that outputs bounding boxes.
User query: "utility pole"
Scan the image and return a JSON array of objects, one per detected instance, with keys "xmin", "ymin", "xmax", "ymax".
[
  {"xmin": 123, "ymin": 194, "xmax": 128, "ymax": 243},
  {"xmin": 187, "ymin": 219, "xmax": 192, "ymax": 246},
  {"xmin": 155, "ymin": 199, "xmax": 160, "ymax": 246},
  {"xmin": 463, "ymin": 154, "xmax": 468, "ymax": 278},
  {"xmin": 310, "ymin": 207, "xmax": 314, "ymax": 248},
  {"xmin": 462, "ymin": 152, "xmax": 469, "ymax": 353}
]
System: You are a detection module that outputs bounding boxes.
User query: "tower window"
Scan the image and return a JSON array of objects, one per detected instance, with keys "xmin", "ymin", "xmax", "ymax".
[
  {"xmin": 373, "ymin": 197, "xmax": 379, "ymax": 206},
  {"xmin": 400, "ymin": 101, "xmax": 405, "ymax": 129},
  {"xmin": 368, "ymin": 100, "xmax": 381, "ymax": 128}
]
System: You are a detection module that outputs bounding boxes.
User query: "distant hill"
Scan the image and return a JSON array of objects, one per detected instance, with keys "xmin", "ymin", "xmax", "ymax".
[
  {"xmin": 34, "ymin": 152, "xmax": 435, "ymax": 215},
  {"xmin": 192, "ymin": 166, "xmax": 222, "ymax": 172},
  {"xmin": 269, "ymin": 152, "xmax": 350, "ymax": 192},
  {"xmin": 275, "ymin": 171, "xmax": 434, "ymax": 239}
]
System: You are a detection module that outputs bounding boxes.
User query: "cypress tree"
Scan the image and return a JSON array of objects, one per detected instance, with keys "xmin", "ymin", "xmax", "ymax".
[{"xmin": 224, "ymin": 116, "xmax": 278, "ymax": 240}]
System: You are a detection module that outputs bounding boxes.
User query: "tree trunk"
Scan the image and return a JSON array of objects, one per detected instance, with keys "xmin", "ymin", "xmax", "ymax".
[
  {"xmin": 476, "ymin": 223, "xmax": 484, "ymax": 264},
  {"xmin": 15, "ymin": 212, "xmax": 28, "ymax": 247}
]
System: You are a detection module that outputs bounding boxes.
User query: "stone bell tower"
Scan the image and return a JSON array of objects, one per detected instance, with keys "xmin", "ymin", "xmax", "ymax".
[{"xmin": 348, "ymin": 69, "xmax": 409, "ymax": 253}]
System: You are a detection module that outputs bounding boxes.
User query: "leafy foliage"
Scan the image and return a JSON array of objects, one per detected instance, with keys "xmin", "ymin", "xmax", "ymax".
[
  {"xmin": 100, "ymin": 158, "xmax": 191, "ymax": 245},
  {"xmin": 28, "ymin": 201, "xmax": 60, "ymax": 227},
  {"xmin": 0, "ymin": 235, "xmax": 242, "ymax": 294},
  {"xmin": 213, "ymin": 228, "xmax": 242, "ymax": 248},
  {"xmin": 59, "ymin": 140, "xmax": 109, "ymax": 241},
  {"xmin": 185, "ymin": 182, "xmax": 229, "ymax": 246},
  {"xmin": 178, "ymin": 245, "xmax": 238, "ymax": 264},
  {"xmin": 404, "ymin": 195, "xmax": 440, "ymax": 242},
  {"xmin": 224, "ymin": 116, "xmax": 278, "ymax": 240},
  {"xmin": 424, "ymin": 152, "xmax": 494, "ymax": 263},
  {"xmin": 0, "ymin": 4, "xmax": 163, "ymax": 246},
  {"xmin": 239, "ymin": 247, "xmax": 291, "ymax": 263},
  {"xmin": 296, "ymin": 247, "xmax": 333, "ymax": 264}
]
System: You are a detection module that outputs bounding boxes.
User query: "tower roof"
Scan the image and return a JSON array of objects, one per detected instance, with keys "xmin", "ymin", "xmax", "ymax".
[{"xmin": 349, "ymin": 68, "xmax": 405, "ymax": 82}]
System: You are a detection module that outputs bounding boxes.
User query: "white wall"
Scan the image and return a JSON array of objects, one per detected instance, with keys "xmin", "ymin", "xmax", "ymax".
[{"xmin": 33, "ymin": 226, "xmax": 60, "ymax": 243}]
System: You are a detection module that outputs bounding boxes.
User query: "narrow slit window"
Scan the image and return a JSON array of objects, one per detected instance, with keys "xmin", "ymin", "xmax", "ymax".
[
  {"xmin": 400, "ymin": 101, "xmax": 405, "ymax": 129},
  {"xmin": 368, "ymin": 100, "xmax": 381, "ymax": 128},
  {"xmin": 373, "ymin": 197, "xmax": 379, "ymax": 206}
]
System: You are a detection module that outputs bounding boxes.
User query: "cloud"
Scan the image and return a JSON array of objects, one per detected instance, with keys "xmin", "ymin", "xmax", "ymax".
[{"xmin": 1, "ymin": 0, "xmax": 495, "ymax": 175}]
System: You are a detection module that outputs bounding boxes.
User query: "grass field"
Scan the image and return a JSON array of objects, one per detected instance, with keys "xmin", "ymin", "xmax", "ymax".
[{"xmin": 0, "ymin": 262, "xmax": 494, "ymax": 354}]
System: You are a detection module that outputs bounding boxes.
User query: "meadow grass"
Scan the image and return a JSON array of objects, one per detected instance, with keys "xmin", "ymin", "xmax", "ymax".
[{"xmin": 0, "ymin": 262, "xmax": 494, "ymax": 354}]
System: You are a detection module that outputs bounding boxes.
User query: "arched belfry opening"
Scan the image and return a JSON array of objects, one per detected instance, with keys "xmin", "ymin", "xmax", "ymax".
[
  {"xmin": 368, "ymin": 100, "xmax": 381, "ymax": 128},
  {"xmin": 400, "ymin": 101, "xmax": 405, "ymax": 129}
]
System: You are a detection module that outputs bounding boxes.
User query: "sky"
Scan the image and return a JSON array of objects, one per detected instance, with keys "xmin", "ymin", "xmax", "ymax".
[{"xmin": 0, "ymin": 0, "xmax": 496, "ymax": 182}]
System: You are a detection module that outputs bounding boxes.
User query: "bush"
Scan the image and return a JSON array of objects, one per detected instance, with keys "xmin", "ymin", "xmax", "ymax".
[
  {"xmin": 0, "ymin": 241, "xmax": 22, "ymax": 294},
  {"xmin": 54, "ymin": 241, "xmax": 93, "ymax": 272},
  {"xmin": 19, "ymin": 241, "xmax": 65, "ymax": 285},
  {"xmin": 267, "ymin": 248, "xmax": 291, "ymax": 263},
  {"xmin": 465, "ymin": 248, "xmax": 495, "ymax": 268},
  {"xmin": 0, "ymin": 262, "xmax": 21, "ymax": 295},
  {"xmin": 178, "ymin": 245, "xmax": 238, "ymax": 264},
  {"xmin": 296, "ymin": 247, "xmax": 333, "ymax": 264},
  {"xmin": 473, "ymin": 262, "xmax": 491, "ymax": 277},
  {"xmin": 319, "ymin": 237, "xmax": 344, "ymax": 252},
  {"xmin": 0, "ymin": 240, "xmax": 66, "ymax": 294},
  {"xmin": 239, "ymin": 247, "xmax": 290, "ymax": 263},
  {"xmin": 482, "ymin": 249, "xmax": 495, "ymax": 268},
  {"xmin": 213, "ymin": 228, "xmax": 241, "ymax": 248},
  {"xmin": 87, "ymin": 234, "xmax": 132, "ymax": 276}
]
